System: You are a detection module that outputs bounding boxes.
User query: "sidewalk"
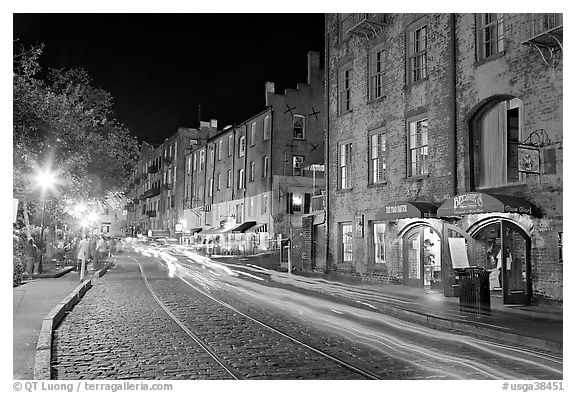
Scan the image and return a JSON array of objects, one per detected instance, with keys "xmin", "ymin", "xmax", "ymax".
[{"xmin": 13, "ymin": 267, "xmax": 101, "ymax": 380}]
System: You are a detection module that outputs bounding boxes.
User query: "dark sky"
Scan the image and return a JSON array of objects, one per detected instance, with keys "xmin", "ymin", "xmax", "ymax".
[{"xmin": 13, "ymin": 13, "xmax": 325, "ymax": 145}]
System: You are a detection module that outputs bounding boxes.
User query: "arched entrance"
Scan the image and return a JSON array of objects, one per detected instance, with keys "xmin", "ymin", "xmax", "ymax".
[
  {"xmin": 470, "ymin": 219, "xmax": 532, "ymax": 305},
  {"xmin": 402, "ymin": 225, "xmax": 442, "ymax": 290}
]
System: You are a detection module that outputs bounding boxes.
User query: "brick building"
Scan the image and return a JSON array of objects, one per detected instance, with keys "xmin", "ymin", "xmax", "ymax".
[
  {"xmin": 125, "ymin": 128, "xmax": 206, "ymax": 237},
  {"xmin": 324, "ymin": 14, "xmax": 562, "ymax": 306},
  {"xmin": 181, "ymin": 52, "xmax": 325, "ymax": 257}
]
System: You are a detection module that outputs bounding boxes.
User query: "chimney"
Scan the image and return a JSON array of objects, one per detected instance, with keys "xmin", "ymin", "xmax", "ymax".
[
  {"xmin": 210, "ymin": 119, "xmax": 218, "ymax": 129},
  {"xmin": 265, "ymin": 81, "xmax": 275, "ymax": 106},
  {"xmin": 307, "ymin": 51, "xmax": 320, "ymax": 85}
]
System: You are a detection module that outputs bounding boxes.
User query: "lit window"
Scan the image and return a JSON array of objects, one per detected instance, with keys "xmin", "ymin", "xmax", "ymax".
[
  {"xmin": 370, "ymin": 131, "xmax": 386, "ymax": 183},
  {"xmin": 373, "ymin": 222, "xmax": 386, "ymax": 264},
  {"xmin": 249, "ymin": 161, "xmax": 255, "ymax": 182},
  {"xmin": 239, "ymin": 136, "xmax": 246, "ymax": 158},
  {"xmin": 228, "ymin": 134, "xmax": 234, "ymax": 157},
  {"xmin": 218, "ymin": 139, "xmax": 223, "ymax": 161},
  {"xmin": 408, "ymin": 118, "xmax": 429, "ymax": 177},
  {"xmin": 262, "ymin": 156, "xmax": 269, "ymax": 178},
  {"xmin": 340, "ymin": 223, "xmax": 353, "ymax": 263},
  {"xmin": 237, "ymin": 168, "xmax": 244, "ymax": 189},
  {"xmin": 262, "ymin": 194, "xmax": 268, "ymax": 214},
  {"xmin": 292, "ymin": 193, "xmax": 303, "ymax": 213},
  {"xmin": 208, "ymin": 178, "xmax": 213, "ymax": 197},
  {"xmin": 227, "ymin": 170, "xmax": 232, "ymax": 188},
  {"xmin": 293, "ymin": 115, "xmax": 305, "ymax": 139},
  {"xmin": 199, "ymin": 150, "xmax": 205, "ymax": 171},
  {"xmin": 264, "ymin": 115, "xmax": 271, "ymax": 141},
  {"xmin": 293, "ymin": 155, "xmax": 304, "ymax": 176},
  {"xmin": 339, "ymin": 142, "xmax": 352, "ymax": 189},
  {"xmin": 217, "ymin": 173, "xmax": 221, "ymax": 190}
]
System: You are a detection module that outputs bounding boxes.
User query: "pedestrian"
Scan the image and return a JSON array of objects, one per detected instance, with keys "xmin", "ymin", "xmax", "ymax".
[
  {"xmin": 96, "ymin": 236, "xmax": 107, "ymax": 269},
  {"xmin": 23, "ymin": 239, "xmax": 38, "ymax": 275},
  {"xmin": 77, "ymin": 235, "xmax": 89, "ymax": 281},
  {"xmin": 89, "ymin": 235, "xmax": 98, "ymax": 269}
]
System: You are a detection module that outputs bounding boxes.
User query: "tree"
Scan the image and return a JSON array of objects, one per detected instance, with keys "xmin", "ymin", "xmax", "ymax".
[{"xmin": 13, "ymin": 44, "xmax": 139, "ymax": 249}]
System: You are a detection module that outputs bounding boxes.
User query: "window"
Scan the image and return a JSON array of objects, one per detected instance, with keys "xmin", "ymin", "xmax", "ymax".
[
  {"xmin": 199, "ymin": 150, "xmax": 205, "ymax": 171},
  {"xmin": 218, "ymin": 139, "xmax": 223, "ymax": 161},
  {"xmin": 370, "ymin": 131, "xmax": 386, "ymax": 184},
  {"xmin": 373, "ymin": 222, "xmax": 386, "ymax": 264},
  {"xmin": 261, "ymin": 194, "xmax": 268, "ymax": 214},
  {"xmin": 339, "ymin": 142, "xmax": 353, "ymax": 189},
  {"xmin": 478, "ymin": 13, "xmax": 504, "ymax": 59},
  {"xmin": 339, "ymin": 65, "xmax": 352, "ymax": 114},
  {"xmin": 558, "ymin": 232, "xmax": 563, "ymax": 263},
  {"xmin": 369, "ymin": 47, "xmax": 386, "ymax": 100},
  {"xmin": 239, "ymin": 136, "xmax": 246, "ymax": 158},
  {"xmin": 237, "ymin": 168, "xmax": 244, "ymax": 189},
  {"xmin": 217, "ymin": 173, "xmax": 221, "ymax": 191},
  {"xmin": 251, "ymin": 122, "xmax": 256, "ymax": 146},
  {"xmin": 408, "ymin": 117, "xmax": 429, "ymax": 177},
  {"xmin": 340, "ymin": 223, "xmax": 353, "ymax": 263},
  {"xmin": 174, "ymin": 141, "xmax": 177, "ymax": 161},
  {"xmin": 236, "ymin": 203, "xmax": 243, "ymax": 224},
  {"xmin": 209, "ymin": 146, "xmax": 214, "ymax": 164},
  {"xmin": 474, "ymin": 98, "xmax": 524, "ymax": 188},
  {"xmin": 291, "ymin": 193, "xmax": 304, "ymax": 213},
  {"xmin": 248, "ymin": 197, "xmax": 255, "ymax": 216},
  {"xmin": 408, "ymin": 24, "xmax": 428, "ymax": 83},
  {"xmin": 208, "ymin": 178, "xmax": 213, "ymax": 197},
  {"xmin": 193, "ymin": 153, "xmax": 197, "ymax": 172},
  {"xmin": 293, "ymin": 115, "xmax": 305, "ymax": 139},
  {"xmin": 187, "ymin": 156, "xmax": 192, "ymax": 174},
  {"xmin": 264, "ymin": 115, "xmax": 271, "ymax": 141},
  {"xmin": 249, "ymin": 161, "xmax": 255, "ymax": 182},
  {"xmin": 262, "ymin": 156, "xmax": 269, "ymax": 178},
  {"xmin": 227, "ymin": 170, "xmax": 232, "ymax": 188},
  {"xmin": 228, "ymin": 134, "xmax": 234, "ymax": 157},
  {"xmin": 293, "ymin": 155, "xmax": 304, "ymax": 176}
]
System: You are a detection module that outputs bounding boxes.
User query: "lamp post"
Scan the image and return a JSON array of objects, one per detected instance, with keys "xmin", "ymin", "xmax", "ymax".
[{"xmin": 34, "ymin": 168, "xmax": 57, "ymax": 274}]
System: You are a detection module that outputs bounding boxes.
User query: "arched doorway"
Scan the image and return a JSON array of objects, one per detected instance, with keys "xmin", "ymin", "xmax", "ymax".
[
  {"xmin": 470, "ymin": 219, "xmax": 532, "ymax": 305},
  {"xmin": 403, "ymin": 225, "xmax": 442, "ymax": 290}
]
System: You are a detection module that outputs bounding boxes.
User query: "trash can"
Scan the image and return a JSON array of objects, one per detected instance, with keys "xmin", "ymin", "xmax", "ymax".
[{"xmin": 456, "ymin": 267, "xmax": 491, "ymax": 315}]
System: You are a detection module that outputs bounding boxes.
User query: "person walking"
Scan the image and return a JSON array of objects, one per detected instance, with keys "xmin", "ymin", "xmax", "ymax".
[
  {"xmin": 96, "ymin": 236, "xmax": 107, "ymax": 270},
  {"xmin": 77, "ymin": 235, "xmax": 89, "ymax": 282},
  {"xmin": 23, "ymin": 239, "xmax": 38, "ymax": 275}
]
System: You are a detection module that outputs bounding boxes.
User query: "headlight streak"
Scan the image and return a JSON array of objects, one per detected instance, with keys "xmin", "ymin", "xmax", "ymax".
[
  {"xmin": 230, "ymin": 270, "xmax": 266, "ymax": 281},
  {"xmin": 143, "ymin": 249, "xmax": 562, "ymax": 379}
]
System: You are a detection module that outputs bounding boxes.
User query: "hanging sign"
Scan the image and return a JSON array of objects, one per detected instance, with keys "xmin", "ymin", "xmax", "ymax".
[{"xmin": 518, "ymin": 146, "xmax": 540, "ymax": 174}]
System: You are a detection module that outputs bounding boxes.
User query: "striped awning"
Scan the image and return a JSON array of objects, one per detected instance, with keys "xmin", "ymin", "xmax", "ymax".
[
  {"xmin": 245, "ymin": 223, "xmax": 268, "ymax": 233},
  {"xmin": 232, "ymin": 221, "xmax": 257, "ymax": 233}
]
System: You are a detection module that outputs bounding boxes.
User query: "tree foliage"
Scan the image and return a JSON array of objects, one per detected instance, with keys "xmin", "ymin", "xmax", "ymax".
[{"xmin": 13, "ymin": 44, "xmax": 140, "ymax": 230}]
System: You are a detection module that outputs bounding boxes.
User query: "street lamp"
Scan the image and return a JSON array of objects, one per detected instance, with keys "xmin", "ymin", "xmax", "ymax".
[{"xmin": 33, "ymin": 167, "xmax": 57, "ymax": 274}]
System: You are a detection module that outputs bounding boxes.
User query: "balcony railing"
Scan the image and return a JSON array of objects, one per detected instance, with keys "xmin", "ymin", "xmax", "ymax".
[
  {"xmin": 342, "ymin": 13, "xmax": 386, "ymax": 39},
  {"xmin": 163, "ymin": 156, "xmax": 173, "ymax": 166},
  {"xmin": 144, "ymin": 187, "xmax": 161, "ymax": 198}
]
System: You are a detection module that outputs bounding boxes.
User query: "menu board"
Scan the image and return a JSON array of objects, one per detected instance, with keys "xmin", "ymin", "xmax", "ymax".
[{"xmin": 448, "ymin": 238, "xmax": 470, "ymax": 268}]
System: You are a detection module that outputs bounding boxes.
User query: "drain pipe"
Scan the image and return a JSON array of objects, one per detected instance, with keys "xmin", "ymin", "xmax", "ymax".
[
  {"xmin": 324, "ymin": 22, "xmax": 331, "ymax": 272},
  {"xmin": 449, "ymin": 13, "xmax": 458, "ymax": 195}
]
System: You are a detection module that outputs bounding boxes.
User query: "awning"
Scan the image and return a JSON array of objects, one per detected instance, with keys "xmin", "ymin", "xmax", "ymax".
[
  {"xmin": 375, "ymin": 201, "xmax": 438, "ymax": 220},
  {"xmin": 437, "ymin": 193, "xmax": 532, "ymax": 217},
  {"xmin": 232, "ymin": 221, "xmax": 257, "ymax": 233},
  {"xmin": 183, "ymin": 227, "xmax": 202, "ymax": 235},
  {"xmin": 245, "ymin": 223, "xmax": 268, "ymax": 233},
  {"xmin": 200, "ymin": 227, "xmax": 225, "ymax": 235}
]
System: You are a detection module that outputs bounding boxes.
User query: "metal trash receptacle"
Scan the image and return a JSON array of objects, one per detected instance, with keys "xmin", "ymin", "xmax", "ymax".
[{"xmin": 456, "ymin": 267, "xmax": 491, "ymax": 315}]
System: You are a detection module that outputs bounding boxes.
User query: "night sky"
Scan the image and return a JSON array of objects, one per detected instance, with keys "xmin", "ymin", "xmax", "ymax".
[{"xmin": 13, "ymin": 13, "xmax": 325, "ymax": 145}]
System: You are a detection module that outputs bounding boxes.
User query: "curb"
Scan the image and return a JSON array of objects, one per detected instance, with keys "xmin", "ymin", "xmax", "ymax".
[
  {"xmin": 33, "ymin": 259, "xmax": 116, "ymax": 380},
  {"xmin": 382, "ymin": 304, "xmax": 563, "ymax": 353},
  {"xmin": 33, "ymin": 279, "xmax": 92, "ymax": 380}
]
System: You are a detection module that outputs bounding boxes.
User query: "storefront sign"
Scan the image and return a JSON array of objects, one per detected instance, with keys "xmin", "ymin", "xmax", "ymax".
[
  {"xmin": 448, "ymin": 238, "xmax": 470, "ymax": 268},
  {"xmin": 453, "ymin": 193, "xmax": 484, "ymax": 212},
  {"xmin": 385, "ymin": 204, "xmax": 408, "ymax": 215},
  {"xmin": 438, "ymin": 193, "xmax": 532, "ymax": 216}
]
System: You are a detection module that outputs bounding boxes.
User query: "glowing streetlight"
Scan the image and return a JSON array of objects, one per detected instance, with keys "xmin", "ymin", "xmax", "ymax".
[{"xmin": 33, "ymin": 166, "xmax": 58, "ymax": 274}]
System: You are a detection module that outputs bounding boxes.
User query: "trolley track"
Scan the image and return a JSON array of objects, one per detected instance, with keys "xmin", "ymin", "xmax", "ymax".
[{"xmin": 132, "ymin": 256, "xmax": 381, "ymax": 380}]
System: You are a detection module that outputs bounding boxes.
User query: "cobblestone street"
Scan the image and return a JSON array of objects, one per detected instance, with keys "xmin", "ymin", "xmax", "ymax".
[{"xmin": 51, "ymin": 249, "xmax": 563, "ymax": 380}]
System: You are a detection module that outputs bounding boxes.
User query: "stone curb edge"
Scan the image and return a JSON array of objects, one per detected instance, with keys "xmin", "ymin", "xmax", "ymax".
[
  {"xmin": 33, "ymin": 259, "xmax": 116, "ymax": 380},
  {"xmin": 33, "ymin": 279, "xmax": 92, "ymax": 380},
  {"xmin": 383, "ymin": 304, "xmax": 562, "ymax": 353}
]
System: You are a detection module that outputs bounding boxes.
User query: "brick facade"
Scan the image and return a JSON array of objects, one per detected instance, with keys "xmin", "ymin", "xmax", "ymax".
[{"xmin": 325, "ymin": 13, "xmax": 562, "ymax": 306}]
